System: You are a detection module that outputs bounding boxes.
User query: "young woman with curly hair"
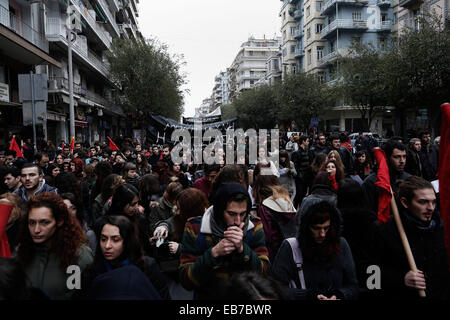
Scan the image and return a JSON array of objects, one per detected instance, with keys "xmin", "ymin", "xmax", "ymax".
[
  {"xmin": 16, "ymin": 192, "xmax": 93, "ymax": 300},
  {"xmin": 320, "ymin": 159, "xmax": 345, "ymax": 191}
]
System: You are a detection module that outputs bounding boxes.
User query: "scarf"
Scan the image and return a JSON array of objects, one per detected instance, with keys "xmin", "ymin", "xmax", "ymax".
[
  {"xmin": 210, "ymin": 209, "xmax": 250, "ymax": 244},
  {"xmin": 103, "ymin": 258, "xmax": 132, "ymax": 272},
  {"xmin": 403, "ymin": 211, "xmax": 437, "ymax": 232}
]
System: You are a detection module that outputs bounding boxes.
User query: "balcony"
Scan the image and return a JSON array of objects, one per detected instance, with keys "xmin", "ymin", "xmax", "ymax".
[
  {"xmin": 70, "ymin": 0, "xmax": 112, "ymax": 49},
  {"xmin": 294, "ymin": 47, "xmax": 305, "ymax": 57},
  {"xmin": 98, "ymin": 0, "xmax": 121, "ymax": 37},
  {"xmin": 294, "ymin": 9, "xmax": 303, "ymax": 20},
  {"xmin": 106, "ymin": 0, "xmax": 121, "ymax": 13},
  {"xmin": 0, "ymin": 4, "xmax": 49, "ymax": 53},
  {"xmin": 379, "ymin": 20, "xmax": 392, "ymax": 31},
  {"xmin": 377, "ymin": 0, "xmax": 392, "ymax": 7},
  {"xmin": 321, "ymin": 19, "xmax": 368, "ymax": 39},
  {"xmin": 46, "ymin": 19, "xmax": 110, "ymax": 79},
  {"xmin": 319, "ymin": 48, "xmax": 348, "ymax": 67},
  {"xmin": 320, "ymin": 0, "xmax": 368, "ymax": 15},
  {"xmin": 399, "ymin": 0, "xmax": 422, "ymax": 8},
  {"xmin": 294, "ymin": 28, "xmax": 303, "ymax": 39}
]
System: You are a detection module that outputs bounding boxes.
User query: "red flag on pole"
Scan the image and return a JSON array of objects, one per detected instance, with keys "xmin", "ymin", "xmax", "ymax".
[
  {"xmin": 61, "ymin": 141, "xmax": 65, "ymax": 151},
  {"xmin": 70, "ymin": 137, "xmax": 75, "ymax": 153},
  {"xmin": 107, "ymin": 137, "xmax": 119, "ymax": 151},
  {"xmin": 439, "ymin": 102, "xmax": 450, "ymax": 268},
  {"xmin": 9, "ymin": 136, "xmax": 24, "ymax": 159},
  {"xmin": 372, "ymin": 148, "xmax": 391, "ymax": 223}
]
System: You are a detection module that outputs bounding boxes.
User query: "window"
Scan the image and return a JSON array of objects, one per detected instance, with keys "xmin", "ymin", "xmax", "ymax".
[
  {"xmin": 381, "ymin": 14, "xmax": 388, "ymax": 22},
  {"xmin": 307, "ymin": 49, "xmax": 312, "ymax": 65},
  {"xmin": 306, "ymin": 6, "xmax": 310, "ymax": 17},
  {"xmin": 317, "ymin": 72, "xmax": 325, "ymax": 84},
  {"xmin": 248, "ymin": 51, "xmax": 253, "ymax": 56},
  {"xmin": 291, "ymin": 27, "xmax": 296, "ymax": 35},
  {"xmin": 330, "ymin": 40, "xmax": 335, "ymax": 53},
  {"xmin": 316, "ymin": 46, "xmax": 324, "ymax": 61},
  {"xmin": 315, "ymin": 23, "xmax": 323, "ymax": 34},
  {"xmin": 393, "ymin": 12, "xmax": 397, "ymax": 24},
  {"xmin": 283, "ymin": 30, "xmax": 287, "ymax": 39},
  {"xmin": 352, "ymin": 12, "xmax": 362, "ymax": 21},
  {"xmin": 307, "ymin": 27, "xmax": 311, "ymax": 39},
  {"xmin": 291, "ymin": 45, "xmax": 296, "ymax": 53},
  {"xmin": 316, "ymin": 1, "xmax": 322, "ymax": 12},
  {"xmin": 283, "ymin": 48, "xmax": 287, "ymax": 57}
]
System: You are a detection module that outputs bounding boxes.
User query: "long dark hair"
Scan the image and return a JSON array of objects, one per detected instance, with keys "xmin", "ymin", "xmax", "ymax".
[
  {"xmin": 298, "ymin": 201, "xmax": 341, "ymax": 263},
  {"xmin": 106, "ymin": 183, "xmax": 139, "ymax": 218},
  {"xmin": 60, "ymin": 192, "xmax": 84, "ymax": 226},
  {"xmin": 279, "ymin": 150, "xmax": 291, "ymax": 169},
  {"xmin": 138, "ymin": 174, "xmax": 161, "ymax": 206},
  {"xmin": 92, "ymin": 215, "xmax": 147, "ymax": 275}
]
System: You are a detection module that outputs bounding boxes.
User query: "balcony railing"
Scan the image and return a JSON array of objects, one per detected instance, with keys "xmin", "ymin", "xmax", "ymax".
[
  {"xmin": 321, "ymin": 0, "xmax": 368, "ymax": 15},
  {"xmin": 98, "ymin": 0, "xmax": 121, "ymax": 37},
  {"xmin": 319, "ymin": 48, "xmax": 349, "ymax": 66},
  {"xmin": 380, "ymin": 20, "xmax": 392, "ymax": 30},
  {"xmin": 321, "ymin": 19, "xmax": 367, "ymax": 38},
  {"xmin": 294, "ymin": 9, "xmax": 303, "ymax": 20},
  {"xmin": 48, "ymin": 77, "xmax": 81, "ymax": 95},
  {"xmin": 294, "ymin": 47, "xmax": 305, "ymax": 57},
  {"xmin": 46, "ymin": 18, "xmax": 110, "ymax": 78},
  {"xmin": 106, "ymin": 0, "xmax": 121, "ymax": 12},
  {"xmin": 70, "ymin": 0, "xmax": 112, "ymax": 49},
  {"xmin": 377, "ymin": 0, "xmax": 392, "ymax": 7},
  {"xmin": 0, "ymin": 4, "xmax": 49, "ymax": 52},
  {"xmin": 295, "ymin": 29, "xmax": 303, "ymax": 38}
]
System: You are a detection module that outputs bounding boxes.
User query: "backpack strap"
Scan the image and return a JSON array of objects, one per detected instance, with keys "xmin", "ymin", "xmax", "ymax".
[{"xmin": 286, "ymin": 237, "xmax": 306, "ymax": 290}]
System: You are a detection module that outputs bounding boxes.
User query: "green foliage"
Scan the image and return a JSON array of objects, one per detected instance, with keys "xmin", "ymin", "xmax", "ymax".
[
  {"xmin": 231, "ymin": 84, "xmax": 280, "ymax": 130},
  {"xmin": 338, "ymin": 43, "xmax": 389, "ymax": 130},
  {"xmin": 220, "ymin": 103, "xmax": 237, "ymax": 121},
  {"xmin": 107, "ymin": 37, "xmax": 187, "ymax": 120},
  {"xmin": 276, "ymin": 72, "xmax": 330, "ymax": 130}
]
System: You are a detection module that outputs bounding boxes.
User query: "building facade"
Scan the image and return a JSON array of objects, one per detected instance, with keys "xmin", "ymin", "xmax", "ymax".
[
  {"xmin": 280, "ymin": 0, "xmax": 299, "ymax": 77},
  {"xmin": 228, "ymin": 36, "xmax": 281, "ymax": 101},
  {"xmin": 0, "ymin": 0, "xmax": 140, "ymax": 149}
]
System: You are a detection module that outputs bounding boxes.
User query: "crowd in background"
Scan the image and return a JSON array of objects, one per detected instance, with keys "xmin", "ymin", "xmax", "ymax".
[{"xmin": 0, "ymin": 128, "xmax": 448, "ymax": 301}]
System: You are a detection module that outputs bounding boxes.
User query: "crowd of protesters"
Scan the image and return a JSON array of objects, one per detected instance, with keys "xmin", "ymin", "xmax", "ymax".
[{"xmin": 0, "ymin": 129, "xmax": 448, "ymax": 301}]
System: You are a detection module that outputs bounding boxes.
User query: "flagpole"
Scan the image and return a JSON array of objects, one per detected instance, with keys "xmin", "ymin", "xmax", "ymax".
[{"xmin": 390, "ymin": 188, "xmax": 426, "ymax": 297}]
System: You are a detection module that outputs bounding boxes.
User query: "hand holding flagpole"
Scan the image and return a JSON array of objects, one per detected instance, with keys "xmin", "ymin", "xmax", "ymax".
[{"xmin": 390, "ymin": 187, "xmax": 426, "ymax": 298}]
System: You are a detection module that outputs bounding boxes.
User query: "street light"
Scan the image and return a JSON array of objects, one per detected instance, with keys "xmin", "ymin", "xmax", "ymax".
[{"xmin": 67, "ymin": 5, "xmax": 81, "ymax": 145}]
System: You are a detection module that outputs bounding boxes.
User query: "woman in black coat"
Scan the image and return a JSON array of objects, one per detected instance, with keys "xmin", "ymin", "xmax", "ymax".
[
  {"xmin": 78, "ymin": 215, "xmax": 171, "ymax": 300},
  {"xmin": 271, "ymin": 201, "xmax": 359, "ymax": 300}
]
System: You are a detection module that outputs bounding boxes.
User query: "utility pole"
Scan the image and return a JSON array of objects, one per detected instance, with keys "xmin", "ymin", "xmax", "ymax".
[{"xmin": 67, "ymin": 4, "xmax": 81, "ymax": 145}]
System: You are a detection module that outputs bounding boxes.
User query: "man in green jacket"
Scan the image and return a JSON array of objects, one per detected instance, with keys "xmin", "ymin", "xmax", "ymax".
[{"xmin": 179, "ymin": 182, "xmax": 270, "ymax": 299}]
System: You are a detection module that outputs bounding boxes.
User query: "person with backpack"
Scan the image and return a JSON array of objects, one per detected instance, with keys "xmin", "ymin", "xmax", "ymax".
[
  {"xmin": 271, "ymin": 201, "xmax": 359, "ymax": 300},
  {"xmin": 179, "ymin": 182, "xmax": 270, "ymax": 300},
  {"xmin": 252, "ymin": 175, "xmax": 297, "ymax": 263}
]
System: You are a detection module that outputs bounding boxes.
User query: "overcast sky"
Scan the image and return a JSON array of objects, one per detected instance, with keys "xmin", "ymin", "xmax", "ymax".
[{"xmin": 137, "ymin": 0, "xmax": 281, "ymax": 118}]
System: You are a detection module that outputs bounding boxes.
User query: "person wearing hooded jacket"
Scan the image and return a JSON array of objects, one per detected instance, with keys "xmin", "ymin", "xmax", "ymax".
[
  {"xmin": 271, "ymin": 200, "xmax": 359, "ymax": 300},
  {"xmin": 179, "ymin": 182, "xmax": 270, "ymax": 300},
  {"xmin": 369, "ymin": 176, "xmax": 450, "ymax": 299}
]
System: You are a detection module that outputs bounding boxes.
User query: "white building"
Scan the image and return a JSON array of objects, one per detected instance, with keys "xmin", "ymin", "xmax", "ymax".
[
  {"xmin": 229, "ymin": 36, "xmax": 282, "ymax": 101},
  {"xmin": 211, "ymin": 70, "xmax": 230, "ymax": 108}
]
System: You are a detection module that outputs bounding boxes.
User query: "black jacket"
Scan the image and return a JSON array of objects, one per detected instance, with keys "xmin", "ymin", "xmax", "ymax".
[
  {"xmin": 419, "ymin": 145, "xmax": 439, "ymax": 181},
  {"xmin": 405, "ymin": 150, "xmax": 422, "ymax": 177},
  {"xmin": 291, "ymin": 146, "xmax": 312, "ymax": 181},
  {"xmin": 370, "ymin": 207, "xmax": 450, "ymax": 299}
]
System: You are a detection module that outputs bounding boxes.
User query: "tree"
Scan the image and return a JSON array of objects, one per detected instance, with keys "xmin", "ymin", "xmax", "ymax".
[
  {"xmin": 276, "ymin": 72, "xmax": 330, "ymax": 132},
  {"xmin": 221, "ymin": 103, "xmax": 237, "ymax": 121},
  {"xmin": 107, "ymin": 37, "xmax": 187, "ymax": 120},
  {"xmin": 338, "ymin": 43, "xmax": 390, "ymax": 131},
  {"xmin": 230, "ymin": 84, "xmax": 280, "ymax": 130},
  {"xmin": 384, "ymin": 14, "xmax": 450, "ymax": 136}
]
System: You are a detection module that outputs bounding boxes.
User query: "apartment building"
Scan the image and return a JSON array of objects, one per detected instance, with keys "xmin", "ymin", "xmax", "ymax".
[
  {"xmin": 303, "ymin": 0, "xmax": 326, "ymax": 79},
  {"xmin": 45, "ymin": 0, "xmax": 141, "ymax": 144},
  {"xmin": 280, "ymin": 0, "xmax": 299, "ymax": 78},
  {"xmin": 396, "ymin": 0, "xmax": 449, "ymax": 33},
  {"xmin": 210, "ymin": 70, "xmax": 230, "ymax": 109},
  {"xmin": 228, "ymin": 36, "xmax": 281, "ymax": 101},
  {"xmin": 0, "ymin": 0, "xmax": 61, "ymax": 148}
]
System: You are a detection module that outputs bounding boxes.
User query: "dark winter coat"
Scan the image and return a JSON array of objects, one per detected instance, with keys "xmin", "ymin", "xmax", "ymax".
[
  {"xmin": 419, "ymin": 145, "xmax": 439, "ymax": 181},
  {"xmin": 369, "ymin": 206, "xmax": 450, "ymax": 299}
]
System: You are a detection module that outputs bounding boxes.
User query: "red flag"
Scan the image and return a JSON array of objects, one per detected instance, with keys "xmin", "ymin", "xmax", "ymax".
[
  {"xmin": 373, "ymin": 148, "xmax": 391, "ymax": 223},
  {"xmin": 61, "ymin": 141, "xmax": 65, "ymax": 150},
  {"xmin": 70, "ymin": 137, "xmax": 75, "ymax": 152},
  {"xmin": 439, "ymin": 103, "xmax": 450, "ymax": 268},
  {"xmin": 107, "ymin": 137, "xmax": 119, "ymax": 151},
  {"xmin": 0, "ymin": 203, "xmax": 13, "ymax": 258},
  {"xmin": 9, "ymin": 136, "xmax": 24, "ymax": 159}
]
